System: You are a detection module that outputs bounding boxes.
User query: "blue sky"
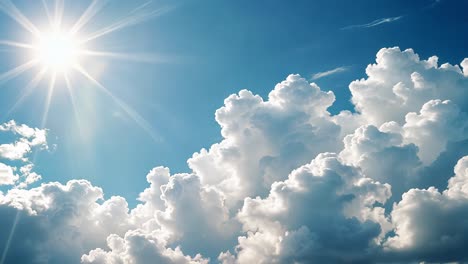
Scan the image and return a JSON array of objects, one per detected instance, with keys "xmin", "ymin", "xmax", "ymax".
[
  {"xmin": 0, "ymin": 0, "xmax": 467, "ymax": 204},
  {"xmin": 0, "ymin": 0, "xmax": 468, "ymax": 202},
  {"xmin": 1, "ymin": 0, "xmax": 467, "ymax": 205},
  {"xmin": 1, "ymin": 0, "xmax": 468, "ymax": 263}
]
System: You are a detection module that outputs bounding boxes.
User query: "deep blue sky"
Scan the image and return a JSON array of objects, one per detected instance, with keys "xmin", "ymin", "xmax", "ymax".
[{"xmin": 0, "ymin": 0, "xmax": 467, "ymax": 205}]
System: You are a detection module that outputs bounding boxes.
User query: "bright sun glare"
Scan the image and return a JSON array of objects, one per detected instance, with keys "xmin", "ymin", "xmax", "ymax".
[
  {"xmin": 34, "ymin": 31, "xmax": 81, "ymax": 72},
  {"xmin": 0, "ymin": 0, "xmax": 168, "ymax": 141}
]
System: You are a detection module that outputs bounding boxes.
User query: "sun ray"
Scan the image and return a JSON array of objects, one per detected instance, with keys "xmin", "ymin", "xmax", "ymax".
[
  {"xmin": 0, "ymin": 211, "xmax": 20, "ymax": 264},
  {"xmin": 0, "ymin": 0, "xmax": 171, "ymax": 142},
  {"xmin": 41, "ymin": 71, "xmax": 57, "ymax": 128},
  {"xmin": 63, "ymin": 73, "xmax": 83, "ymax": 137},
  {"xmin": 0, "ymin": 0, "xmax": 41, "ymax": 36},
  {"xmin": 0, "ymin": 60, "xmax": 37, "ymax": 84},
  {"xmin": 53, "ymin": 0, "xmax": 64, "ymax": 29},
  {"xmin": 80, "ymin": 4, "xmax": 171, "ymax": 44},
  {"xmin": 5, "ymin": 67, "xmax": 47, "ymax": 118},
  {"xmin": 80, "ymin": 49, "xmax": 174, "ymax": 64},
  {"xmin": 41, "ymin": 0, "xmax": 53, "ymax": 27},
  {"xmin": 74, "ymin": 64, "xmax": 161, "ymax": 142},
  {"xmin": 69, "ymin": 0, "xmax": 109, "ymax": 35},
  {"xmin": 0, "ymin": 40, "xmax": 34, "ymax": 49}
]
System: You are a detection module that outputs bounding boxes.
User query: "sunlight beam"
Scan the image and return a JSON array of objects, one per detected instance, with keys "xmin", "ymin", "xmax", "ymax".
[
  {"xmin": 0, "ymin": 0, "xmax": 170, "ymax": 142},
  {"xmin": 69, "ymin": 0, "xmax": 109, "ymax": 35},
  {"xmin": 41, "ymin": 71, "xmax": 56, "ymax": 128},
  {"xmin": 6, "ymin": 67, "xmax": 47, "ymax": 118},
  {"xmin": 0, "ymin": 60, "xmax": 37, "ymax": 84},
  {"xmin": 0, "ymin": 40, "xmax": 34, "ymax": 49},
  {"xmin": 0, "ymin": 211, "xmax": 20, "ymax": 264},
  {"xmin": 74, "ymin": 64, "xmax": 161, "ymax": 142},
  {"xmin": 63, "ymin": 73, "xmax": 84, "ymax": 138},
  {"xmin": 80, "ymin": 50, "xmax": 174, "ymax": 64},
  {"xmin": 0, "ymin": 0, "xmax": 41, "ymax": 36},
  {"xmin": 53, "ymin": 0, "xmax": 64, "ymax": 28},
  {"xmin": 81, "ymin": 5, "xmax": 172, "ymax": 44},
  {"xmin": 41, "ymin": 0, "xmax": 53, "ymax": 27}
]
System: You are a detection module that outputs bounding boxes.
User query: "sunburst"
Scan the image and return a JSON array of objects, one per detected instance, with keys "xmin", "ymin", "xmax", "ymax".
[{"xmin": 0, "ymin": 0, "xmax": 170, "ymax": 141}]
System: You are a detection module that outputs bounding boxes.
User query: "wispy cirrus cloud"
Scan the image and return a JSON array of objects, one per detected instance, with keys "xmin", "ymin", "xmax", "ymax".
[
  {"xmin": 311, "ymin": 66, "xmax": 349, "ymax": 80},
  {"xmin": 341, "ymin": 15, "xmax": 403, "ymax": 30}
]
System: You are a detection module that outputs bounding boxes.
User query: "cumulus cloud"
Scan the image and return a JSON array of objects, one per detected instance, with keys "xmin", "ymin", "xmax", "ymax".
[
  {"xmin": 384, "ymin": 156, "xmax": 468, "ymax": 262},
  {"xmin": 0, "ymin": 180, "xmax": 132, "ymax": 263},
  {"xmin": 0, "ymin": 163, "xmax": 18, "ymax": 185},
  {"xmin": 189, "ymin": 75, "xmax": 341, "ymax": 205},
  {"xmin": 401, "ymin": 99, "xmax": 468, "ymax": 164},
  {"xmin": 82, "ymin": 230, "xmax": 209, "ymax": 264},
  {"xmin": 222, "ymin": 153, "xmax": 387, "ymax": 263},
  {"xmin": 0, "ymin": 47, "xmax": 467, "ymax": 263},
  {"xmin": 350, "ymin": 47, "xmax": 468, "ymax": 125}
]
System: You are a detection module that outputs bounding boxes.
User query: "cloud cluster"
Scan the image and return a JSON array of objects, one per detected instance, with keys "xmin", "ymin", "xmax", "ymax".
[
  {"xmin": 0, "ymin": 121, "xmax": 47, "ymax": 187},
  {"xmin": 0, "ymin": 47, "xmax": 467, "ymax": 263}
]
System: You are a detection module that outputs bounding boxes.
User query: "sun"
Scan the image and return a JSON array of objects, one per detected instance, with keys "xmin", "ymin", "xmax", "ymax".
[
  {"xmin": 34, "ymin": 30, "xmax": 82, "ymax": 73},
  {"xmin": 0, "ymin": 0, "xmax": 169, "ymax": 141}
]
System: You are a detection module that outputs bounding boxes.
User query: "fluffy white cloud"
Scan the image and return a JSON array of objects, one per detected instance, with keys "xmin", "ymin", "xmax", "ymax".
[
  {"xmin": 189, "ymin": 75, "xmax": 342, "ymax": 205},
  {"xmin": 350, "ymin": 47, "xmax": 468, "ymax": 126},
  {"xmin": 81, "ymin": 230, "xmax": 209, "ymax": 264},
  {"xmin": 0, "ymin": 47, "xmax": 467, "ymax": 263},
  {"xmin": 154, "ymin": 170, "xmax": 239, "ymax": 256},
  {"xmin": 384, "ymin": 156, "xmax": 468, "ymax": 262},
  {"xmin": 401, "ymin": 99, "xmax": 468, "ymax": 164},
  {"xmin": 0, "ymin": 180, "xmax": 132, "ymax": 263},
  {"xmin": 0, "ymin": 120, "xmax": 47, "ymax": 161},
  {"xmin": 0, "ymin": 121, "xmax": 46, "ymax": 187},
  {"xmin": 221, "ymin": 153, "xmax": 387, "ymax": 263},
  {"xmin": 339, "ymin": 124, "xmax": 421, "ymax": 202},
  {"xmin": 0, "ymin": 120, "xmax": 47, "ymax": 147},
  {"xmin": 0, "ymin": 162, "xmax": 18, "ymax": 185}
]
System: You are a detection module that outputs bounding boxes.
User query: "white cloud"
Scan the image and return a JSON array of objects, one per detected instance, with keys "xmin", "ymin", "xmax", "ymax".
[
  {"xmin": 0, "ymin": 140, "xmax": 31, "ymax": 161},
  {"xmin": 0, "ymin": 47, "xmax": 467, "ymax": 263},
  {"xmin": 0, "ymin": 120, "xmax": 47, "ymax": 147},
  {"xmin": 189, "ymin": 74, "xmax": 342, "ymax": 205},
  {"xmin": 0, "ymin": 120, "xmax": 48, "ymax": 161},
  {"xmin": 350, "ymin": 47, "xmax": 468, "ymax": 126},
  {"xmin": 82, "ymin": 230, "xmax": 209, "ymax": 264},
  {"xmin": 0, "ymin": 163, "xmax": 18, "ymax": 185},
  {"xmin": 222, "ymin": 153, "xmax": 387, "ymax": 263},
  {"xmin": 0, "ymin": 121, "xmax": 47, "ymax": 188},
  {"xmin": 311, "ymin": 66, "xmax": 349, "ymax": 80},
  {"xmin": 401, "ymin": 99, "xmax": 468, "ymax": 164},
  {"xmin": 0, "ymin": 180, "xmax": 134, "ymax": 263},
  {"xmin": 385, "ymin": 157, "xmax": 468, "ymax": 261}
]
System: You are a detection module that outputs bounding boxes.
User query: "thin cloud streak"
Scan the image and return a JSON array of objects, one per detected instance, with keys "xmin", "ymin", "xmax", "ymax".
[
  {"xmin": 311, "ymin": 66, "xmax": 349, "ymax": 80},
  {"xmin": 341, "ymin": 15, "xmax": 403, "ymax": 30}
]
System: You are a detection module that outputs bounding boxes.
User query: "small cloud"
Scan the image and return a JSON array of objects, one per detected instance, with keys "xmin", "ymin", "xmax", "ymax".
[
  {"xmin": 341, "ymin": 16, "xmax": 403, "ymax": 30},
  {"xmin": 311, "ymin": 66, "xmax": 349, "ymax": 80}
]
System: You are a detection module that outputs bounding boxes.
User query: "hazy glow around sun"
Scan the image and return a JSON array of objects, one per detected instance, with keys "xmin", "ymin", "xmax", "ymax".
[
  {"xmin": 0, "ymin": 0, "xmax": 167, "ymax": 140},
  {"xmin": 34, "ymin": 30, "xmax": 82, "ymax": 72}
]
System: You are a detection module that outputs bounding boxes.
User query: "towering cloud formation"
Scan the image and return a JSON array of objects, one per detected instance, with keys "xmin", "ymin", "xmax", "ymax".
[{"xmin": 0, "ymin": 47, "xmax": 467, "ymax": 263}]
